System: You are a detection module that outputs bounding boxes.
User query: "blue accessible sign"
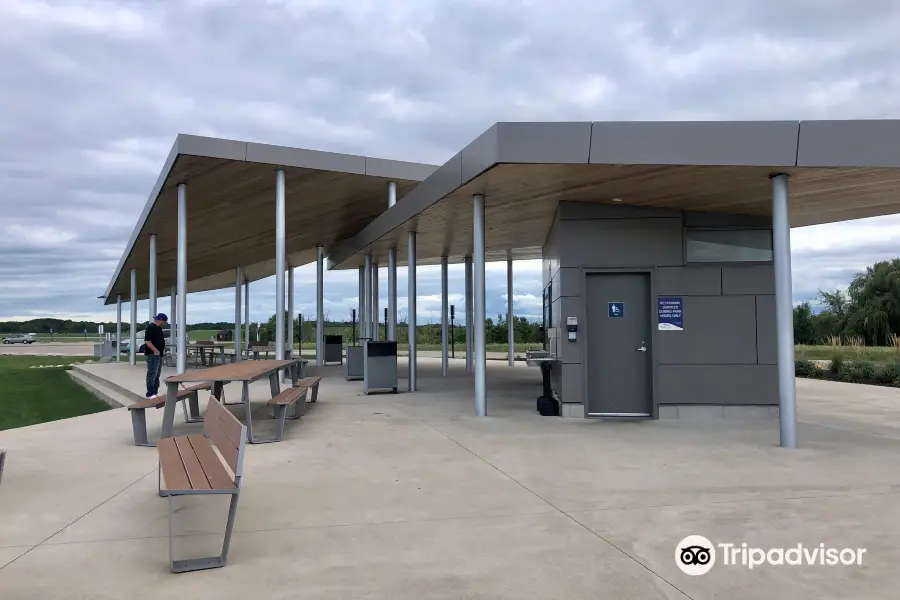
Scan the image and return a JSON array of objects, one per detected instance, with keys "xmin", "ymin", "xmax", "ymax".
[
  {"xmin": 657, "ymin": 297, "xmax": 683, "ymax": 330},
  {"xmin": 608, "ymin": 302, "xmax": 624, "ymax": 318}
]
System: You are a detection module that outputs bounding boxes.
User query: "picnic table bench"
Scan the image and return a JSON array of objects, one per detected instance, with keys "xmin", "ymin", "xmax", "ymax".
[
  {"xmin": 158, "ymin": 397, "xmax": 246, "ymax": 573},
  {"xmin": 128, "ymin": 382, "xmax": 213, "ymax": 447},
  {"xmin": 163, "ymin": 359, "xmax": 305, "ymax": 444},
  {"xmin": 265, "ymin": 376, "xmax": 322, "ymax": 442}
]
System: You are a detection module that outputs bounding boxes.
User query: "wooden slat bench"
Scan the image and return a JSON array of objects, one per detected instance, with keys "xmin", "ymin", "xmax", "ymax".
[
  {"xmin": 158, "ymin": 397, "xmax": 246, "ymax": 573},
  {"xmin": 128, "ymin": 382, "xmax": 213, "ymax": 447},
  {"xmin": 292, "ymin": 376, "xmax": 322, "ymax": 403},
  {"xmin": 262, "ymin": 386, "xmax": 309, "ymax": 443}
]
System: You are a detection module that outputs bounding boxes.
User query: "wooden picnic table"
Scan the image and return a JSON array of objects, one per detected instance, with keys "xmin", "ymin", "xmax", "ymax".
[
  {"xmin": 162, "ymin": 359, "xmax": 303, "ymax": 443},
  {"xmin": 192, "ymin": 342, "xmax": 228, "ymax": 366}
]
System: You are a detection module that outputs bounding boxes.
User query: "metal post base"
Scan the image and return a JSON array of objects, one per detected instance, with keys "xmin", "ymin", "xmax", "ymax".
[{"xmin": 130, "ymin": 409, "xmax": 155, "ymax": 447}]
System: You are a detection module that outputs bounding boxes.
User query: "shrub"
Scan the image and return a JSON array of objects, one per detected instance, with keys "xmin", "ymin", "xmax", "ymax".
[
  {"xmin": 794, "ymin": 360, "xmax": 816, "ymax": 378},
  {"xmin": 876, "ymin": 362, "xmax": 900, "ymax": 386},
  {"xmin": 828, "ymin": 354, "xmax": 844, "ymax": 375}
]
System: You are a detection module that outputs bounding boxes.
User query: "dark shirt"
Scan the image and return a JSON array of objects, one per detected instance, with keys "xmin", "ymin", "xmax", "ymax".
[{"xmin": 144, "ymin": 323, "xmax": 165, "ymax": 355}]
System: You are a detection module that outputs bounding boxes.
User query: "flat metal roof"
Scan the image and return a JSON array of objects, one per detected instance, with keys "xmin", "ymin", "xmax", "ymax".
[
  {"xmin": 102, "ymin": 134, "xmax": 437, "ymax": 305},
  {"xmin": 326, "ymin": 120, "xmax": 900, "ymax": 270}
]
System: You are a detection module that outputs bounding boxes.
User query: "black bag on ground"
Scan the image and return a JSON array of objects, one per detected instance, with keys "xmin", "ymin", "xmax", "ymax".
[{"xmin": 537, "ymin": 395, "xmax": 559, "ymax": 416}]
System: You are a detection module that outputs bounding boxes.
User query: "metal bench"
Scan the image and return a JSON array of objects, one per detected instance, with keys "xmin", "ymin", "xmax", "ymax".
[
  {"xmin": 158, "ymin": 397, "xmax": 246, "ymax": 573},
  {"xmin": 292, "ymin": 376, "xmax": 322, "ymax": 403},
  {"xmin": 262, "ymin": 386, "xmax": 308, "ymax": 443},
  {"xmin": 127, "ymin": 382, "xmax": 213, "ymax": 447}
]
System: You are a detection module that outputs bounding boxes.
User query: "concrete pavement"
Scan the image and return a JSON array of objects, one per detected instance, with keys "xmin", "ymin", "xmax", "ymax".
[{"xmin": 1, "ymin": 359, "xmax": 899, "ymax": 598}]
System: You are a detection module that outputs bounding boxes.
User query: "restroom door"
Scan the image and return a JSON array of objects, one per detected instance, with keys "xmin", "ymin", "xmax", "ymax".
[{"xmin": 586, "ymin": 273, "xmax": 653, "ymax": 417}]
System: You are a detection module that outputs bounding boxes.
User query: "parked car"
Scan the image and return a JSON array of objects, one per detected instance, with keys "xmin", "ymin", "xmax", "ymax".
[
  {"xmin": 2, "ymin": 334, "xmax": 35, "ymax": 344},
  {"xmin": 119, "ymin": 328, "xmax": 173, "ymax": 354}
]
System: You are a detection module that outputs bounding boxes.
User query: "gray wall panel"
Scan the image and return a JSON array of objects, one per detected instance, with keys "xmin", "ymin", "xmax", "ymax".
[
  {"xmin": 246, "ymin": 142, "xmax": 366, "ymax": 173},
  {"xmin": 657, "ymin": 365, "xmax": 778, "ymax": 405},
  {"xmin": 560, "ymin": 363, "xmax": 584, "ymax": 404},
  {"xmin": 560, "ymin": 218, "xmax": 683, "ymax": 268},
  {"xmin": 755, "ymin": 295, "xmax": 777, "ymax": 365},
  {"xmin": 655, "ymin": 296, "xmax": 759, "ymax": 365},
  {"xmin": 589, "ymin": 121, "xmax": 800, "ymax": 167},
  {"xmin": 657, "ymin": 266, "xmax": 721, "ymax": 296},
  {"xmin": 497, "ymin": 122, "xmax": 593, "ymax": 164},
  {"xmin": 557, "ymin": 268, "xmax": 580, "ymax": 297},
  {"xmin": 798, "ymin": 120, "xmax": 900, "ymax": 167},
  {"xmin": 684, "ymin": 211, "xmax": 773, "ymax": 228},
  {"xmin": 722, "ymin": 265, "xmax": 775, "ymax": 295},
  {"xmin": 460, "ymin": 125, "xmax": 499, "ymax": 182},
  {"xmin": 555, "ymin": 296, "xmax": 584, "ymax": 364},
  {"xmin": 559, "ymin": 202, "xmax": 681, "ymax": 220}
]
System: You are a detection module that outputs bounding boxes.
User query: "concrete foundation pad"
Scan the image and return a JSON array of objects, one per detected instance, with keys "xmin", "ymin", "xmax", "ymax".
[
  {"xmin": 659, "ymin": 405, "xmax": 779, "ymax": 420},
  {"xmin": 2, "ymin": 360, "xmax": 900, "ymax": 597}
]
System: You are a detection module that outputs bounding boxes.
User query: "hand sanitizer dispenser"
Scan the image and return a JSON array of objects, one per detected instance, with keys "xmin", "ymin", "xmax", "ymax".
[{"xmin": 566, "ymin": 316, "xmax": 578, "ymax": 341}]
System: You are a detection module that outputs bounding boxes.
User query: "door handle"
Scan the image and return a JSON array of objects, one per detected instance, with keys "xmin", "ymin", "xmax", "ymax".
[{"xmin": 636, "ymin": 342, "xmax": 647, "ymax": 352}]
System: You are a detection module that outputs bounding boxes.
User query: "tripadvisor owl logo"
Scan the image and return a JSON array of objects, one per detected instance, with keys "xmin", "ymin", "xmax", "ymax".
[
  {"xmin": 675, "ymin": 535, "xmax": 867, "ymax": 575},
  {"xmin": 675, "ymin": 535, "xmax": 715, "ymax": 575}
]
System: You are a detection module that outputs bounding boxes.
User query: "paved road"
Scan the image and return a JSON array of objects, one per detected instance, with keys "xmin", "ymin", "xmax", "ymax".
[{"xmin": 0, "ymin": 343, "xmax": 96, "ymax": 356}]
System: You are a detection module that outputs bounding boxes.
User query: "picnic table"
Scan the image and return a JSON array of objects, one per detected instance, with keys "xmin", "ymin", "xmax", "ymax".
[
  {"xmin": 162, "ymin": 359, "xmax": 303, "ymax": 444},
  {"xmin": 192, "ymin": 341, "xmax": 228, "ymax": 366}
]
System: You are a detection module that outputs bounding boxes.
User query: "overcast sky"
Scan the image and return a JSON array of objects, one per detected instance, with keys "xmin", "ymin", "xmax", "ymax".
[{"xmin": 2, "ymin": 0, "xmax": 900, "ymax": 325}]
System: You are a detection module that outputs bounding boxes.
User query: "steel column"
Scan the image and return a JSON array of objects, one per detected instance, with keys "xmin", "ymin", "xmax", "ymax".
[
  {"xmin": 234, "ymin": 268, "xmax": 243, "ymax": 362},
  {"xmin": 287, "ymin": 266, "xmax": 295, "ymax": 357},
  {"xmin": 274, "ymin": 169, "xmax": 286, "ymax": 361},
  {"xmin": 176, "ymin": 184, "xmax": 188, "ymax": 374},
  {"xmin": 170, "ymin": 286, "xmax": 176, "ymax": 347},
  {"xmin": 464, "ymin": 256, "xmax": 473, "ymax": 374},
  {"xmin": 387, "ymin": 247, "xmax": 397, "ymax": 341},
  {"xmin": 507, "ymin": 252, "xmax": 514, "ymax": 367},
  {"xmin": 148, "ymin": 233, "xmax": 157, "ymax": 319},
  {"xmin": 372, "ymin": 263, "xmax": 379, "ymax": 341},
  {"xmin": 116, "ymin": 294, "xmax": 122, "ymax": 363},
  {"xmin": 364, "ymin": 254, "xmax": 372, "ymax": 340},
  {"xmin": 441, "ymin": 255, "xmax": 449, "ymax": 376},
  {"xmin": 316, "ymin": 245, "xmax": 325, "ymax": 367},
  {"xmin": 407, "ymin": 232, "xmax": 417, "ymax": 391},
  {"xmin": 473, "ymin": 195, "xmax": 486, "ymax": 416},
  {"xmin": 129, "ymin": 268, "xmax": 137, "ymax": 366},
  {"xmin": 388, "ymin": 181, "xmax": 397, "ymax": 208},
  {"xmin": 772, "ymin": 173, "xmax": 797, "ymax": 448},
  {"xmin": 358, "ymin": 266, "xmax": 366, "ymax": 340},
  {"xmin": 244, "ymin": 279, "xmax": 250, "ymax": 350}
]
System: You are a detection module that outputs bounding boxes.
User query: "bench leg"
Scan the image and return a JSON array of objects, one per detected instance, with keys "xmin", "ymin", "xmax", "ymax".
[
  {"xmin": 269, "ymin": 372, "xmax": 280, "ymax": 398},
  {"xmin": 167, "ymin": 492, "xmax": 239, "ymax": 573},
  {"xmin": 310, "ymin": 383, "xmax": 319, "ymax": 403},
  {"xmin": 130, "ymin": 409, "xmax": 154, "ymax": 447},
  {"xmin": 181, "ymin": 392, "xmax": 203, "ymax": 423},
  {"xmin": 287, "ymin": 390, "xmax": 308, "ymax": 420}
]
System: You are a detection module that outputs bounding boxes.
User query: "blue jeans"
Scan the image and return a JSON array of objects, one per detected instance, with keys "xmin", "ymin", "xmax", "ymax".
[{"xmin": 146, "ymin": 354, "xmax": 163, "ymax": 397}]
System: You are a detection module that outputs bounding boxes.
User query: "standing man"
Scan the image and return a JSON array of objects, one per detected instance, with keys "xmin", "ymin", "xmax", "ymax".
[{"xmin": 144, "ymin": 313, "xmax": 168, "ymax": 399}]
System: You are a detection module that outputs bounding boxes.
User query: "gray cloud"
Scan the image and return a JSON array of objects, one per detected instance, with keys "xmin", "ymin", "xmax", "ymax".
[{"xmin": 2, "ymin": 0, "xmax": 900, "ymax": 322}]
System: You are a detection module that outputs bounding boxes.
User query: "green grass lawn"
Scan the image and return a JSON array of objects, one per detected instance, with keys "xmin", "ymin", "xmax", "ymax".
[
  {"xmin": 795, "ymin": 344, "xmax": 900, "ymax": 364},
  {"xmin": 0, "ymin": 356, "xmax": 111, "ymax": 431}
]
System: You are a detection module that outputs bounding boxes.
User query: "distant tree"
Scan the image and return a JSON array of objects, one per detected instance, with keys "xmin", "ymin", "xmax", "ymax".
[{"xmin": 793, "ymin": 302, "xmax": 817, "ymax": 345}]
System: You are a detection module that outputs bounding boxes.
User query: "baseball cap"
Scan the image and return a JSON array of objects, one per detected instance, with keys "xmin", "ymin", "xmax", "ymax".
[{"xmin": 154, "ymin": 313, "xmax": 168, "ymax": 322}]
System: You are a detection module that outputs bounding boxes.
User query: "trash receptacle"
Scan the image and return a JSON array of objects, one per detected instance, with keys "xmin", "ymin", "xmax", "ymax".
[{"xmin": 324, "ymin": 335, "xmax": 343, "ymax": 365}]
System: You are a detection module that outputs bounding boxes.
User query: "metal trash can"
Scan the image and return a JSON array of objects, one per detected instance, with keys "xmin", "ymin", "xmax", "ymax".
[
  {"xmin": 346, "ymin": 339, "xmax": 366, "ymax": 381},
  {"xmin": 324, "ymin": 335, "xmax": 343, "ymax": 365},
  {"xmin": 363, "ymin": 340, "xmax": 398, "ymax": 394}
]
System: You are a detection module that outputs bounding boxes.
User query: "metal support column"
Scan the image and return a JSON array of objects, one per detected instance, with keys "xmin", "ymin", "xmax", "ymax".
[
  {"xmin": 441, "ymin": 255, "xmax": 449, "ymax": 376},
  {"xmin": 234, "ymin": 268, "xmax": 243, "ymax": 362},
  {"xmin": 388, "ymin": 181, "xmax": 397, "ymax": 208},
  {"xmin": 316, "ymin": 245, "xmax": 325, "ymax": 367},
  {"xmin": 176, "ymin": 183, "xmax": 188, "ymax": 374},
  {"xmin": 358, "ymin": 266, "xmax": 366, "ymax": 340},
  {"xmin": 129, "ymin": 268, "xmax": 137, "ymax": 366},
  {"xmin": 407, "ymin": 232, "xmax": 417, "ymax": 391},
  {"xmin": 287, "ymin": 266, "xmax": 295, "ymax": 357},
  {"xmin": 149, "ymin": 233, "xmax": 157, "ymax": 319},
  {"xmin": 364, "ymin": 254, "xmax": 372, "ymax": 341},
  {"xmin": 170, "ymin": 286, "xmax": 176, "ymax": 346},
  {"xmin": 507, "ymin": 251, "xmax": 514, "ymax": 367},
  {"xmin": 473, "ymin": 194, "xmax": 486, "ymax": 416},
  {"xmin": 772, "ymin": 173, "xmax": 797, "ymax": 448},
  {"xmin": 387, "ymin": 247, "xmax": 397, "ymax": 341},
  {"xmin": 244, "ymin": 279, "xmax": 250, "ymax": 350},
  {"xmin": 464, "ymin": 256, "xmax": 473, "ymax": 374},
  {"xmin": 372, "ymin": 263, "xmax": 379, "ymax": 341},
  {"xmin": 116, "ymin": 295, "xmax": 122, "ymax": 362},
  {"xmin": 274, "ymin": 169, "xmax": 286, "ymax": 361}
]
